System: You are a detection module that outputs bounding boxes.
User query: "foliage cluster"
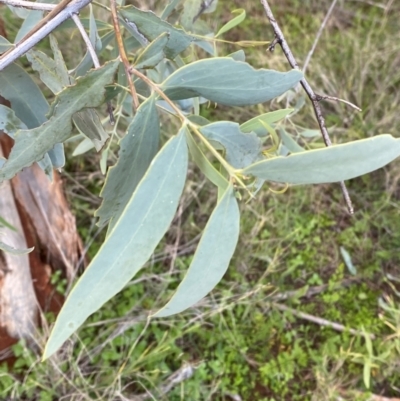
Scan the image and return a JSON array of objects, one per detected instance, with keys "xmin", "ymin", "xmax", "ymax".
[{"xmin": 1, "ymin": 0, "xmax": 400, "ymax": 400}]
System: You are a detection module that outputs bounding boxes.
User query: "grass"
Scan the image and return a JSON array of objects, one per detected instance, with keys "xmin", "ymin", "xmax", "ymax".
[{"xmin": 1, "ymin": 0, "xmax": 400, "ymax": 400}]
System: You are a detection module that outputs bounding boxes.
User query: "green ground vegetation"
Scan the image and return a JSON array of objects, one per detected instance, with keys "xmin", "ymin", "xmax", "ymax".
[{"xmin": 1, "ymin": 0, "xmax": 400, "ymax": 400}]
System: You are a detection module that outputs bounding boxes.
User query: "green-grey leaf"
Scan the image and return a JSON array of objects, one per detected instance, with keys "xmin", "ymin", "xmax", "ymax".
[
  {"xmin": 242, "ymin": 134, "xmax": 400, "ymax": 184},
  {"xmin": 0, "ymin": 104, "xmax": 27, "ymax": 137},
  {"xmin": 27, "ymin": 49, "xmax": 65, "ymax": 94},
  {"xmin": 0, "ymin": 63, "xmax": 48, "ymax": 128},
  {"xmin": 0, "ymin": 60, "xmax": 119, "ymax": 182},
  {"xmin": 153, "ymin": 183, "xmax": 239, "ymax": 317},
  {"xmin": 74, "ymin": 5, "xmax": 102, "ymax": 77},
  {"xmin": 228, "ymin": 49, "xmax": 245, "ymax": 62},
  {"xmin": 135, "ymin": 32, "xmax": 169, "ymax": 69},
  {"xmin": 120, "ymin": 6, "xmax": 195, "ymax": 59},
  {"xmin": 181, "ymin": 0, "xmax": 203, "ymax": 30},
  {"xmin": 161, "ymin": 0, "xmax": 181, "ymax": 19},
  {"xmin": 0, "ymin": 36, "xmax": 12, "ymax": 53},
  {"xmin": 161, "ymin": 58, "xmax": 303, "ymax": 106},
  {"xmin": 72, "ymin": 137, "xmax": 95, "ymax": 156},
  {"xmin": 15, "ymin": 6, "xmax": 45, "ymax": 42},
  {"xmin": 49, "ymin": 35, "xmax": 70, "ymax": 87},
  {"xmin": 216, "ymin": 8, "xmax": 246, "ymax": 37},
  {"xmin": 340, "ymin": 246, "xmax": 356, "ymax": 275},
  {"xmin": 47, "ymin": 143, "xmax": 65, "ymax": 169},
  {"xmin": 240, "ymin": 108, "xmax": 293, "ymax": 136},
  {"xmin": 278, "ymin": 128, "xmax": 304, "ymax": 153},
  {"xmin": 96, "ymin": 97, "xmax": 160, "ymax": 227},
  {"xmin": 43, "ymin": 127, "xmax": 188, "ymax": 360},
  {"xmin": 186, "ymin": 129, "xmax": 228, "ymax": 190},
  {"xmin": 0, "ymin": 240, "xmax": 34, "ymax": 255},
  {"xmin": 73, "ymin": 109, "xmax": 109, "ymax": 152},
  {"xmin": 200, "ymin": 121, "xmax": 262, "ymax": 169}
]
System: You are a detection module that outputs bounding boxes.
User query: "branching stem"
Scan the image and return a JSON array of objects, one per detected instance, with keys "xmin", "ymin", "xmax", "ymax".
[
  {"xmin": 110, "ymin": 0, "xmax": 139, "ymax": 111},
  {"xmin": 260, "ymin": 0, "xmax": 354, "ymax": 214}
]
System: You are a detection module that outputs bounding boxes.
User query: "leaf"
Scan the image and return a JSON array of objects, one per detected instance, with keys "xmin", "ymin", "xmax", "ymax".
[
  {"xmin": 135, "ymin": 32, "xmax": 169, "ymax": 69},
  {"xmin": 15, "ymin": 5, "xmax": 45, "ymax": 42},
  {"xmin": 74, "ymin": 5, "xmax": 102, "ymax": 77},
  {"xmin": 153, "ymin": 183, "xmax": 239, "ymax": 317},
  {"xmin": 0, "ymin": 216, "xmax": 17, "ymax": 231},
  {"xmin": 186, "ymin": 129, "xmax": 228, "ymax": 190},
  {"xmin": 96, "ymin": 97, "xmax": 160, "ymax": 228},
  {"xmin": 49, "ymin": 35, "xmax": 70, "ymax": 87},
  {"xmin": 0, "ymin": 105, "xmax": 27, "ymax": 137},
  {"xmin": 0, "ymin": 36, "xmax": 12, "ymax": 53},
  {"xmin": 120, "ymin": 6, "xmax": 196, "ymax": 59},
  {"xmin": 43, "ymin": 127, "xmax": 188, "ymax": 360},
  {"xmin": 240, "ymin": 109, "xmax": 293, "ymax": 136},
  {"xmin": 242, "ymin": 134, "xmax": 400, "ymax": 184},
  {"xmin": 278, "ymin": 128, "xmax": 304, "ymax": 153},
  {"xmin": 47, "ymin": 143, "xmax": 65, "ymax": 169},
  {"xmin": 340, "ymin": 246, "xmax": 356, "ymax": 275},
  {"xmin": 0, "ymin": 240, "xmax": 34, "ymax": 255},
  {"xmin": 363, "ymin": 361, "xmax": 371, "ymax": 389},
  {"xmin": 216, "ymin": 9, "xmax": 246, "ymax": 37},
  {"xmin": 228, "ymin": 49, "xmax": 245, "ymax": 62},
  {"xmin": 27, "ymin": 49, "xmax": 66, "ymax": 94},
  {"xmin": 200, "ymin": 121, "xmax": 263, "ymax": 169},
  {"xmin": 181, "ymin": 0, "xmax": 203, "ymax": 30},
  {"xmin": 161, "ymin": 58, "xmax": 303, "ymax": 107},
  {"xmin": 72, "ymin": 137, "xmax": 95, "ymax": 156},
  {"xmin": 73, "ymin": 109, "xmax": 109, "ymax": 152},
  {"xmin": 0, "ymin": 60, "xmax": 119, "ymax": 182},
  {"xmin": 0, "ymin": 63, "xmax": 49, "ymax": 128},
  {"xmin": 161, "ymin": 0, "xmax": 182, "ymax": 19}
]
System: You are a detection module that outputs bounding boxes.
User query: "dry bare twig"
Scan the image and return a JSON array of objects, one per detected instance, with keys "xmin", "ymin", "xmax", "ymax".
[{"xmin": 260, "ymin": 0, "xmax": 354, "ymax": 214}]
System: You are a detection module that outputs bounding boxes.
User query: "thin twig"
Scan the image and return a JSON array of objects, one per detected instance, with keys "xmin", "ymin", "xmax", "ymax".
[
  {"xmin": 71, "ymin": 13, "xmax": 99, "ymax": 68},
  {"xmin": 316, "ymin": 94, "xmax": 362, "ymax": 112},
  {"xmin": 0, "ymin": 0, "xmax": 55, "ymax": 10},
  {"xmin": 303, "ymin": 0, "xmax": 339, "ymax": 74},
  {"xmin": 71, "ymin": 14, "xmax": 115, "ymax": 123},
  {"xmin": 271, "ymin": 302, "xmax": 376, "ymax": 339},
  {"xmin": 260, "ymin": 0, "xmax": 354, "ymax": 214},
  {"xmin": 0, "ymin": 0, "xmax": 92, "ymax": 71},
  {"xmin": 110, "ymin": 0, "xmax": 139, "ymax": 111}
]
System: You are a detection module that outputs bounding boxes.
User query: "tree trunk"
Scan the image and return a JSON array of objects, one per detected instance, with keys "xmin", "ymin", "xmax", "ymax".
[{"xmin": 0, "ymin": 128, "xmax": 84, "ymax": 365}]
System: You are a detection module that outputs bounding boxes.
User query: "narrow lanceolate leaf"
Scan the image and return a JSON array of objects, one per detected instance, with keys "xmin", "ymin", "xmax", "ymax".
[
  {"xmin": 200, "ymin": 121, "xmax": 262, "ymax": 169},
  {"xmin": 153, "ymin": 184, "xmax": 240, "ymax": 317},
  {"xmin": 0, "ymin": 241, "xmax": 34, "ymax": 255},
  {"xmin": 0, "ymin": 60, "xmax": 119, "ymax": 182},
  {"xmin": 0, "ymin": 63, "xmax": 48, "ymax": 128},
  {"xmin": 120, "ymin": 6, "xmax": 195, "ymax": 59},
  {"xmin": 242, "ymin": 134, "xmax": 400, "ymax": 184},
  {"xmin": 49, "ymin": 35, "xmax": 70, "ymax": 87},
  {"xmin": 43, "ymin": 128, "xmax": 188, "ymax": 360},
  {"xmin": 215, "ymin": 9, "xmax": 246, "ymax": 37},
  {"xmin": 135, "ymin": 32, "xmax": 169, "ymax": 69},
  {"xmin": 27, "ymin": 49, "xmax": 66, "ymax": 94},
  {"xmin": 0, "ymin": 62, "xmax": 60, "ymax": 175},
  {"xmin": 186, "ymin": 129, "xmax": 228, "ymax": 191},
  {"xmin": 96, "ymin": 97, "xmax": 160, "ymax": 228},
  {"xmin": 161, "ymin": 58, "xmax": 303, "ymax": 107},
  {"xmin": 240, "ymin": 109, "xmax": 293, "ymax": 137}
]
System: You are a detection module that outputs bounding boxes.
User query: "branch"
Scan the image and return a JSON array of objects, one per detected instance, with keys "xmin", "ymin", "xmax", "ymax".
[
  {"xmin": 0, "ymin": 0, "xmax": 92, "ymax": 71},
  {"xmin": 260, "ymin": 0, "xmax": 354, "ymax": 214},
  {"xmin": 302, "ymin": 0, "xmax": 339, "ymax": 74},
  {"xmin": 110, "ymin": 0, "xmax": 139, "ymax": 111},
  {"xmin": 271, "ymin": 302, "xmax": 376, "ymax": 339},
  {"xmin": 0, "ymin": 0, "xmax": 55, "ymax": 11}
]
